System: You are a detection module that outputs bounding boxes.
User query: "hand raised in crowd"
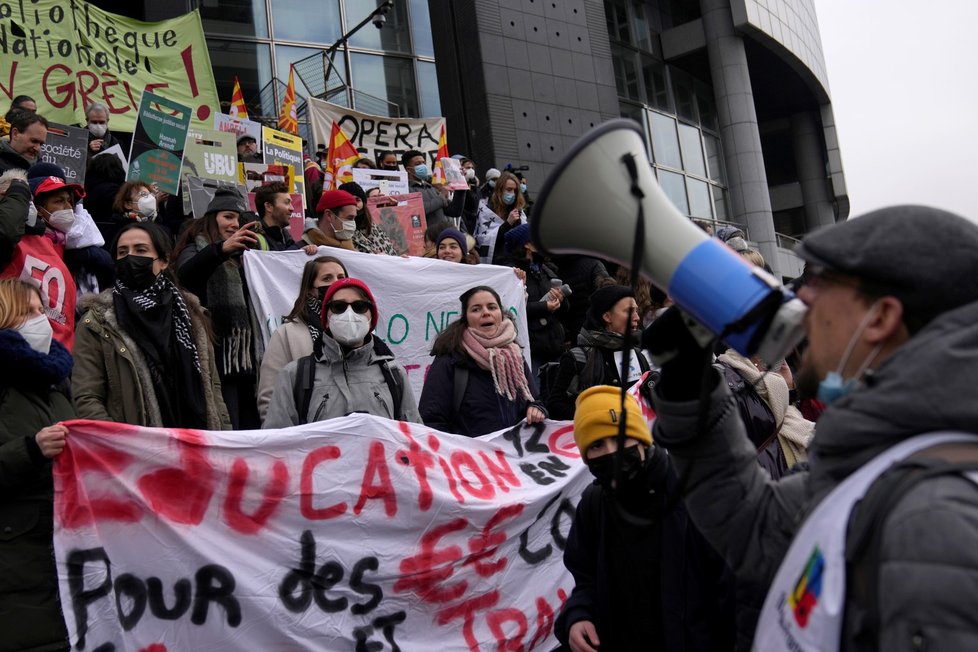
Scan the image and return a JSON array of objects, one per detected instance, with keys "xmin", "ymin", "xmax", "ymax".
[
  {"xmin": 436, "ymin": 183, "xmax": 451, "ymax": 198},
  {"xmin": 35, "ymin": 424, "xmax": 68, "ymax": 459},
  {"xmin": 302, "ymin": 244, "xmax": 319, "ymax": 256},
  {"xmin": 545, "ymin": 287, "xmax": 562, "ymax": 312},
  {"xmin": 89, "ymin": 139, "xmax": 104, "ymax": 153},
  {"xmin": 569, "ymin": 620, "xmax": 600, "ymax": 652},
  {"xmin": 512, "ymin": 268, "xmax": 527, "ymax": 282},
  {"xmin": 526, "ymin": 406, "xmax": 546, "ymax": 424},
  {"xmin": 150, "ymin": 183, "xmax": 168, "ymax": 206},
  {"xmin": 507, "ymin": 209, "xmax": 520, "ymax": 225},
  {"xmin": 221, "ymin": 221, "xmax": 260, "ymax": 255}
]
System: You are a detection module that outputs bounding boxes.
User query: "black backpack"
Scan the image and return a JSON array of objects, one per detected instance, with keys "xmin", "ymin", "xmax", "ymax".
[{"xmin": 291, "ymin": 354, "xmax": 403, "ymax": 424}]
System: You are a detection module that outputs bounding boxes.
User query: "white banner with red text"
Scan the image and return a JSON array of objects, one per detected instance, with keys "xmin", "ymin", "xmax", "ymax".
[
  {"xmin": 54, "ymin": 416, "xmax": 589, "ymax": 652},
  {"xmin": 242, "ymin": 248, "xmax": 530, "ymax": 399}
]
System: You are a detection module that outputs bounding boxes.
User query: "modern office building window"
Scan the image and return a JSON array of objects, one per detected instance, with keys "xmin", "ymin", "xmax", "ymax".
[{"xmin": 193, "ymin": 0, "xmax": 437, "ymax": 119}]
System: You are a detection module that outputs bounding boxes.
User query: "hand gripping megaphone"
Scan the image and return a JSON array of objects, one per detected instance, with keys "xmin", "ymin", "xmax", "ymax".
[{"xmin": 530, "ymin": 119, "xmax": 806, "ymax": 364}]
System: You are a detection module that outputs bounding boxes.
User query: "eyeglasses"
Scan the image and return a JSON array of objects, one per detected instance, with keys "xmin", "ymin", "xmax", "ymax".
[{"xmin": 327, "ymin": 300, "xmax": 373, "ymax": 315}]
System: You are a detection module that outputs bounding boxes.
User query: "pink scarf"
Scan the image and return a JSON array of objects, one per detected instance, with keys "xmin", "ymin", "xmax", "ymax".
[{"xmin": 461, "ymin": 319, "xmax": 534, "ymax": 402}]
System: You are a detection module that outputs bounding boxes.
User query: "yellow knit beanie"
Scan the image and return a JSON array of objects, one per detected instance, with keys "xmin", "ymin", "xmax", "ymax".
[{"xmin": 573, "ymin": 385, "xmax": 651, "ymax": 457}]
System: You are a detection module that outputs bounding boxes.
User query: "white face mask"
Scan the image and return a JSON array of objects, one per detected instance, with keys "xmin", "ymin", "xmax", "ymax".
[
  {"xmin": 45, "ymin": 208, "xmax": 75, "ymax": 233},
  {"xmin": 88, "ymin": 122, "xmax": 108, "ymax": 138},
  {"xmin": 334, "ymin": 219, "xmax": 357, "ymax": 241},
  {"xmin": 26, "ymin": 201, "xmax": 37, "ymax": 227},
  {"xmin": 464, "ymin": 168, "xmax": 476, "ymax": 181},
  {"xmin": 329, "ymin": 307, "xmax": 371, "ymax": 346},
  {"xmin": 17, "ymin": 313, "xmax": 53, "ymax": 354},
  {"xmin": 137, "ymin": 194, "xmax": 158, "ymax": 219}
]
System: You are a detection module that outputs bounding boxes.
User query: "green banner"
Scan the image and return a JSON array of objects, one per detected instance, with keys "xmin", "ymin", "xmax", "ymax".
[
  {"xmin": 0, "ymin": 1, "xmax": 219, "ymax": 132},
  {"xmin": 127, "ymin": 90, "xmax": 190, "ymax": 195}
]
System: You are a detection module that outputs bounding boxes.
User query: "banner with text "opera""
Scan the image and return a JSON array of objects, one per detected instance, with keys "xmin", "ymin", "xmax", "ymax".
[
  {"xmin": 0, "ymin": 1, "xmax": 219, "ymax": 132},
  {"xmin": 54, "ymin": 415, "xmax": 589, "ymax": 651},
  {"xmin": 307, "ymin": 97, "xmax": 446, "ymax": 168}
]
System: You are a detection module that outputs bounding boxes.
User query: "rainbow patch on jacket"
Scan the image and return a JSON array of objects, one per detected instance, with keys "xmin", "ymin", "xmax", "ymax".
[{"xmin": 788, "ymin": 545, "xmax": 824, "ymax": 628}]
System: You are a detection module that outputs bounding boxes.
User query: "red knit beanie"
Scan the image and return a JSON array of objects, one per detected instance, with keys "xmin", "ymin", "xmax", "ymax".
[{"xmin": 321, "ymin": 277, "xmax": 379, "ymax": 332}]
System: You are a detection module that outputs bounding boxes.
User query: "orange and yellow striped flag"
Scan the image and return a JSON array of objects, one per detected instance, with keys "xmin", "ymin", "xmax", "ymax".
[
  {"xmin": 278, "ymin": 65, "xmax": 299, "ymax": 135},
  {"xmin": 431, "ymin": 124, "xmax": 450, "ymax": 184},
  {"xmin": 229, "ymin": 75, "xmax": 249, "ymax": 120},
  {"xmin": 323, "ymin": 122, "xmax": 360, "ymax": 191}
]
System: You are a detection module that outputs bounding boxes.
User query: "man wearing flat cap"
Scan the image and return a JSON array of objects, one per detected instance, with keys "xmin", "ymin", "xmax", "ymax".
[{"xmin": 646, "ymin": 206, "xmax": 978, "ymax": 650}]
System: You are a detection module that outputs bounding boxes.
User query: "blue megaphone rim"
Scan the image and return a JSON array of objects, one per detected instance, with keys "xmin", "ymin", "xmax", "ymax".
[{"xmin": 529, "ymin": 118, "xmax": 644, "ymax": 257}]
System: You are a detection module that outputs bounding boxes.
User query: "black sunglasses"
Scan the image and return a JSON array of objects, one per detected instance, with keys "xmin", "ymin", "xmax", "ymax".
[{"xmin": 327, "ymin": 300, "xmax": 373, "ymax": 315}]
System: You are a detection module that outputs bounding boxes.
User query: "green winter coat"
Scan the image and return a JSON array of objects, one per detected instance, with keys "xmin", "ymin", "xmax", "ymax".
[{"xmin": 0, "ymin": 382, "xmax": 73, "ymax": 652}]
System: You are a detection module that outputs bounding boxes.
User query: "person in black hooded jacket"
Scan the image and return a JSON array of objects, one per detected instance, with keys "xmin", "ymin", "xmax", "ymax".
[{"xmin": 555, "ymin": 386, "xmax": 735, "ymax": 652}]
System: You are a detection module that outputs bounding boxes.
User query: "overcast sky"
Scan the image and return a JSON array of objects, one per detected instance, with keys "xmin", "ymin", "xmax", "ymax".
[{"xmin": 813, "ymin": 0, "xmax": 978, "ymax": 221}]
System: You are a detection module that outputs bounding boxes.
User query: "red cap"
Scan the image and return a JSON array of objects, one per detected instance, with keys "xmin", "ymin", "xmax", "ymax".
[
  {"xmin": 316, "ymin": 189, "xmax": 357, "ymax": 214},
  {"xmin": 321, "ymin": 277, "xmax": 378, "ymax": 332},
  {"xmin": 31, "ymin": 176, "xmax": 85, "ymax": 201}
]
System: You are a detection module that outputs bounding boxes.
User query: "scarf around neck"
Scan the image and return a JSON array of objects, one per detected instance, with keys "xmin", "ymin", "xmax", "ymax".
[
  {"xmin": 197, "ymin": 235, "xmax": 255, "ymax": 376},
  {"xmin": 461, "ymin": 319, "xmax": 534, "ymax": 402},
  {"xmin": 0, "ymin": 329, "xmax": 73, "ymax": 391}
]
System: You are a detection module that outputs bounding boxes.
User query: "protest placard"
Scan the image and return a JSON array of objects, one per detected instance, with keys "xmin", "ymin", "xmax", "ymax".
[
  {"xmin": 367, "ymin": 193, "xmax": 427, "ymax": 256},
  {"xmin": 243, "ymin": 249, "xmax": 530, "ymax": 398},
  {"xmin": 308, "ymin": 97, "xmax": 446, "ymax": 167},
  {"xmin": 54, "ymin": 415, "xmax": 587, "ymax": 651},
  {"xmin": 38, "ymin": 123, "xmax": 90, "ymax": 185},
  {"xmin": 263, "ymin": 126, "xmax": 305, "ymax": 209},
  {"xmin": 126, "ymin": 90, "xmax": 191, "ymax": 195},
  {"xmin": 352, "ymin": 168, "xmax": 410, "ymax": 195},
  {"xmin": 0, "ymin": 3, "xmax": 219, "ymax": 132},
  {"xmin": 441, "ymin": 157, "xmax": 470, "ymax": 191},
  {"xmin": 185, "ymin": 175, "xmax": 249, "ymax": 218},
  {"xmin": 239, "ymin": 162, "xmax": 295, "ymax": 193},
  {"xmin": 181, "ymin": 128, "xmax": 239, "ymax": 213},
  {"xmin": 95, "ymin": 144, "xmax": 129, "ymax": 172},
  {"xmin": 214, "ymin": 112, "xmax": 264, "ymax": 163}
]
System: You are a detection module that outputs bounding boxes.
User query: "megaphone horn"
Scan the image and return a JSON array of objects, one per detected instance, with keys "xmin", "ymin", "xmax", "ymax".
[{"xmin": 530, "ymin": 119, "xmax": 806, "ymax": 364}]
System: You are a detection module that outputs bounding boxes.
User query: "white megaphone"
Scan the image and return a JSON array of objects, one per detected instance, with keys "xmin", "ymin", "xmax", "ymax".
[{"xmin": 530, "ymin": 119, "xmax": 806, "ymax": 364}]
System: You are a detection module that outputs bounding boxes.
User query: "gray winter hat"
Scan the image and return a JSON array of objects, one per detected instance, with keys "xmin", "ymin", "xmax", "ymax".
[
  {"xmin": 206, "ymin": 187, "xmax": 248, "ymax": 214},
  {"xmin": 795, "ymin": 205, "xmax": 978, "ymax": 330}
]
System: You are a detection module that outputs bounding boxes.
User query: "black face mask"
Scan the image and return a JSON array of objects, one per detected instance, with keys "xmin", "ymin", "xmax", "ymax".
[
  {"xmin": 116, "ymin": 254, "xmax": 157, "ymax": 290},
  {"xmin": 585, "ymin": 445, "xmax": 645, "ymax": 491},
  {"xmin": 317, "ymin": 285, "xmax": 330, "ymax": 302}
]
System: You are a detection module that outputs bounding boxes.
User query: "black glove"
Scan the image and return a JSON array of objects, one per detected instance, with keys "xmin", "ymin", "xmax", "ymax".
[{"xmin": 641, "ymin": 307, "xmax": 713, "ymax": 401}]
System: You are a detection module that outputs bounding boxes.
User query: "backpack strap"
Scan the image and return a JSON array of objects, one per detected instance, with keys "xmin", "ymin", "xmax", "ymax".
[
  {"xmin": 292, "ymin": 354, "xmax": 317, "ymax": 425},
  {"xmin": 378, "ymin": 361, "xmax": 403, "ymax": 420},
  {"xmin": 453, "ymin": 365, "xmax": 469, "ymax": 415},
  {"xmin": 846, "ymin": 442, "xmax": 978, "ymax": 648},
  {"xmin": 564, "ymin": 347, "xmax": 588, "ymax": 396}
]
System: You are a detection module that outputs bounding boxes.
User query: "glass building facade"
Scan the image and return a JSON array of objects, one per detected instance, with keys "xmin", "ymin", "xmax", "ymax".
[{"xmin": 193, "ymin": 0, "xmax": 440, "ymax": 120}]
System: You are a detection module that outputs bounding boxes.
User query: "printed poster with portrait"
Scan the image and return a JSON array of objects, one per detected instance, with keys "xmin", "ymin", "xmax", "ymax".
[{"xmin": 366, "ymin": 193, "xmax": 426, "ymax": 256}]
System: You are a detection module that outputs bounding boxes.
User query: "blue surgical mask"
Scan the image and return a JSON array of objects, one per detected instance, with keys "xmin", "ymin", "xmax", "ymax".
[
  {"xmin": 816, "ymin": 301, "xmax": 884, "ymax": 404},
  {"xmin": 488, "ymin": 179, "xmax": 496, "ymax": 188},
  {"xmin": 414, "ymin": 164, "xmax": 430, "ymax": 181},
  {"xmin": 502, "ymin": 191, "xmax": 516, "ymax": 205},
  {"xmin": 520, "ymin": 183, "xmax": 527, "ymax": 194}
]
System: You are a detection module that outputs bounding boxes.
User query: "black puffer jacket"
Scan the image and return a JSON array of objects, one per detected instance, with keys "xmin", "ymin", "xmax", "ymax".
[{"xmin": 0, "ymin": 330, "xmax": 74, "ymax": 652}]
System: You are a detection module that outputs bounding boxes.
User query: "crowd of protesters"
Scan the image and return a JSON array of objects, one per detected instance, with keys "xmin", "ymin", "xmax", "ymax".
[{"xmin": 3, "ymin": 94, "xmax": 978, "ymax": 652}]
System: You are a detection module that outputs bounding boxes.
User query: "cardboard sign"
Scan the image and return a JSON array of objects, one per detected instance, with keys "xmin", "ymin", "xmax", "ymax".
[
  {"xmin": 185, "ymin": 175, "xmax": 249, "ymax": 219},
  {"xmin": 39, "ymin": 123, "xmax": 90, "ymax": 185},
  {"xmin": 126, "ymin": 90, "xmax": 191, "ymax": 195},
  {"xmin": 441, "ymin": 157, "xmax": 469, "ymax": 191},
  {"xmin": 239, "ymin": 162, "xmax": 295, "ymax": 193},
  {"xmin": 0, "ymin": 4, "xmax": 219, "ymax": 132},
  {"xmin": 367, "ymin": 193, "xmax": 427, "ymax": 257},
  {"xmin": 181, "ymin": 128, "xmax": 239, "ymax": 213},
  {"xmin": 95, "ymin": 144, "xmax": 129, "ymax": 172},
  {"xmin": 262, "ymin": 126, "xmax": 305, "ymax": 209},
  {"xmin": 214, "ymin": 112, "xmax": 264, "ymax": 163},
  {"xmin": 352, "ymin": 168, "xmax": 410, "ymax": 196},
  {"xmin": 54, "ymin": 416, "xmax": 587, "ymax": 651}
]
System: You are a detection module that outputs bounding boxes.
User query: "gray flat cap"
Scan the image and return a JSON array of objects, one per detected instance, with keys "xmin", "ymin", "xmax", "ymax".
[{"xmin": 796, "ymin": 205, "xmax": 978, "ymax": 328}]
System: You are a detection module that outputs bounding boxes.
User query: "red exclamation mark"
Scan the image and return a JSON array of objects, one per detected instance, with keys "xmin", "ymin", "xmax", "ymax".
[{"xmin": 181, "ymin": 45, "xmax": 210, "ymax": 121}]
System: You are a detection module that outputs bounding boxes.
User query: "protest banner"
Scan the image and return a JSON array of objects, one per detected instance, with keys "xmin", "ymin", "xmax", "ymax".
[
  {"xmin": 263, "ymin": 126, "xmax": 305, "ymax": 209},
  {"xmin": 39, "ymin": 122, "xmax": 90, "ymax": 185},
  {"xmin": 0, "ymin": 2, "xmax": 219, "ymax": 132},
  {"xmin": 185, "ymin": 175, "xmax": 248, "ymax": 218},
  {"xmin": 352, "ymin": 168, "xmax": 409, "ymax": 196},
  {"xmin": 126, "ymin": 90, "xmax": 191, "ymax": 195},
  {"xmin": 367, "ymin": 193, "xmax": 427, "ymax": 256},
  {"xmin": 181, "ymin": 128, "xmax": 238, "ymax": 213},
  {"xmin": 243, "ymin": 249, "xmax": 529, "ymax": 397},
  {"xmin": 308, "ymin": 97, "xmax": 446, "ymax": 167},
  {"xmin": 441, "ymin": 156, "xmax": 470, "ymax": 191},
  {"xmin": 246, "ymin": 191, "xmax": 306, "ymax": 242},
  {"xmin": 214, "ymin": 112, "xmax": 263, "ymax": 161},
  {"xmin": 54, "ymin": 415, "xmax": 586, "ymax": 651}
]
